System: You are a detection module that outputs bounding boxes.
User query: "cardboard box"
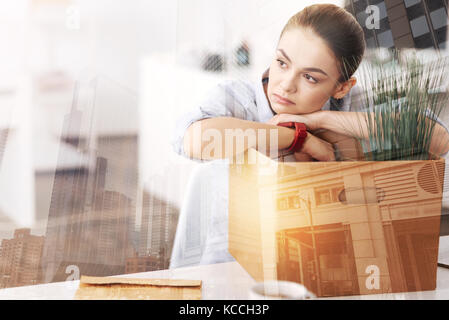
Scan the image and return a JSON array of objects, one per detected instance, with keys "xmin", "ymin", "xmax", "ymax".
[{"xmin": 229, "ymin": 147, "xmax": 444, "ymax": 297}]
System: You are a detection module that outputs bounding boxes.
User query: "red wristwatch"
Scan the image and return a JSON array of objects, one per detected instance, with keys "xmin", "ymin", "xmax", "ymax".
[{"xmin": 278, "ymin": 122, "xmax": 307, "ymax": 153}]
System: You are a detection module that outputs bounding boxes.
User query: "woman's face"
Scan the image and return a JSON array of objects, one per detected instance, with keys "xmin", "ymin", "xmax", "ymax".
[{"xmin": 267, "ymin": 27, "xmax": 345, "ymax": 115}]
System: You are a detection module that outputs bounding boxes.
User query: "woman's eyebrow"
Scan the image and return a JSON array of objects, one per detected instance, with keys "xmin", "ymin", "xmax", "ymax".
[
  {"xmin": 302, "ymin": 67, "xmax": 328, "ymax": 77},
  {"xmin": 277, "ymin": 48, "xmax": 329, "ymax": 77},
  {"xmin": 277, "ymin": 48, "xmax": 292, "ymax": 63}
]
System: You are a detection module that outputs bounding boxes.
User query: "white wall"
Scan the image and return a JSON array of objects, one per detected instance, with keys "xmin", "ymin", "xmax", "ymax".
[
  {"xmin": 0, "ymin": 76, "xmax": 34, "ymax": 227},
  {"xmin": 0, "ymin": 0, "xmax": 28, "ymax": 90},
  {"xmin": 176, "ymin": 0, "xmax": 344, "ymax": 82},
  {"xmin": 0, "ymin": 0, "xmax": 349, "ymax": 229},
  {"xmin": 138, "ymin": 0, "xmax": 346, "ymax": 208},
  {"xmin": 139, "ymin": 54, "xmax": 228, "ymax": 209}
]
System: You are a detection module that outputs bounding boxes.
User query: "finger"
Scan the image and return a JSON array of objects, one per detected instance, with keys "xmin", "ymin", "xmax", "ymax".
[
  {"xmin": 325, "ymin": 145, "xmax": 336, "ymax": 161},
  {"xmin": 313, "ymin": 144, "xmax": 335, "ymax": 162},
  {"xmin": 294, "ymin": 152, "xmax": 313, "ymax": 162}
]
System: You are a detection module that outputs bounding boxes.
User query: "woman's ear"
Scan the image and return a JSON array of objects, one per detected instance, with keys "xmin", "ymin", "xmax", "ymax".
[{"xmin": 332, "ymin": 77, "xmax": 357, "ymax": 99}]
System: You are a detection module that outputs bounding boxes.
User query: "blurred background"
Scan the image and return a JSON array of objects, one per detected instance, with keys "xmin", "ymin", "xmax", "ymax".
[{"xmin": 0, "ymin": 0, "xmax": 447, "ymax": 289}]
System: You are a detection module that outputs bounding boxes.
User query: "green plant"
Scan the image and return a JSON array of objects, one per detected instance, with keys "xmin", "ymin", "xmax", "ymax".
[{"xmin": 354, "ymin": 50, "xmax": 448, "ymax": 161}]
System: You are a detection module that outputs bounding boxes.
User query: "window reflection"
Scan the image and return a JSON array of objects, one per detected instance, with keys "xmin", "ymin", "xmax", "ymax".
[
  {"xmin": 378, "ymin": 29, "xmax": 395, "ymax": 48},
  {"xmin": 430, "ymin": 8, "xmax": 448, "ymax": 30},
  {"xmin": 404, "ymin": 0, "xmax": 421, "ymax": 8},
  {"xmin": 410, "ymin": 15, "xmax": 430, "ymax": 38}
]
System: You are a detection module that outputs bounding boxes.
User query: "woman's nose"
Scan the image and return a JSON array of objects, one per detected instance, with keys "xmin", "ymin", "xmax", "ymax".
[{"xmin": 280, "ymin": 74, "xmax": 297, "ymax": 93}]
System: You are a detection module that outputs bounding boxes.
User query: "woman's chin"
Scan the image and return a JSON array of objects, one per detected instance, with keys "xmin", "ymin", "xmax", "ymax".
[{"xmin": 272, "ymin": 103, "xmax": 295, "ymax": 114}]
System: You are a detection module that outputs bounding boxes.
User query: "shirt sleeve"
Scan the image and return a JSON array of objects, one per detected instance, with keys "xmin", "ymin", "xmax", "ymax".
[{"xmin": 171, "ymin": 80, "xmax": 257, "ymax": 158}]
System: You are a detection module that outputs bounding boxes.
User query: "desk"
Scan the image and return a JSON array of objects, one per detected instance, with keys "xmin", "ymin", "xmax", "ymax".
[{"xmin": 1, "ymin": 237, "xmax": 449, "ymax": 300}]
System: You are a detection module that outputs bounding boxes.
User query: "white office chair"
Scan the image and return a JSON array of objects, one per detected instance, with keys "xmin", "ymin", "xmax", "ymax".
[{"xmin": 169, "ymin": 158, "xmax": 235, "ymax": 268}]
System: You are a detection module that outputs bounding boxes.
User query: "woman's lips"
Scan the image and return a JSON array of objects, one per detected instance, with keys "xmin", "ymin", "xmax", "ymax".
[{"xmin": 273, "ymin": 93, "xmax": 295, "ymax": 105}]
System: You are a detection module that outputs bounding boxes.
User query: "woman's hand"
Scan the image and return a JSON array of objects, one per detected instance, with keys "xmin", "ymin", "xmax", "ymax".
[
  {"xmin": 267, "ymin": 112, "xmax": 334, "ymax": 161},
  {"xmin": 299, "ymin": 132, "xmax": 336, "ymax": 161},
  {"xmin": 293, "ymin": 151, "xmax": 314, "ymax": 162},
  {"xmin": 266, "ymin": 112, "xmax": 323, "ymax": 131}
]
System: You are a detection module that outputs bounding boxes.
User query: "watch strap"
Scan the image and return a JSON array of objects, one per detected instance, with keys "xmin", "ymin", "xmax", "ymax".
[{"xmin": 278, "ymin": 122, "xmax": 307, "ymax": 153}]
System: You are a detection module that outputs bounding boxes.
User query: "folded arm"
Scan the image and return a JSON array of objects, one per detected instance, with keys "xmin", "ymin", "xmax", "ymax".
[
  {"xmin": 183, "ymin": 117, "xmax": 336, "ymax": 161},
  {"xmin": 269, "ymin": 110, "xmax": 449, "ymax": 156}
]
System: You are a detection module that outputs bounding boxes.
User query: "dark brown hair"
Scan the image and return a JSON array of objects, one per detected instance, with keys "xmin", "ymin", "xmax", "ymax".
[{"xmin": 280, "ymin": 4, "xmax": 365, "ymax": 83}]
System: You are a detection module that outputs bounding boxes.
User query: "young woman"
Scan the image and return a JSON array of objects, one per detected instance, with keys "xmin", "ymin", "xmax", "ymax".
[{"xmin": 170, "ymin": 4, "xmax": 449, "ymax": 268}]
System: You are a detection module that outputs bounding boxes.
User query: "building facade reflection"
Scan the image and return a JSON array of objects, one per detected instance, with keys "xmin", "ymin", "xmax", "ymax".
[
  {"xmin": 0, "ymin": 229, "xmax": 45, "ymax": 288},
  {"xmin": 344, "ymin": 0, "xmax": 448, "ymax": 50},
  {"xmin": 229, "ymin": 149, "xmax": 444, "ymax": 297},
  {"xmin": 40, "ymin": 81, "xmax": 138, "ymax": 283}
]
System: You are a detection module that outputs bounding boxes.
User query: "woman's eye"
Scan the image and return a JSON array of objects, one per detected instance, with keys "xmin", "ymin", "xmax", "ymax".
[
  {"xmin": 276, "ymin": 59, "xmax": 286, "ymax": 68},
  {"xmin": 304, "ymin": 74, "xmax": 318, "ymax": 84}
]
